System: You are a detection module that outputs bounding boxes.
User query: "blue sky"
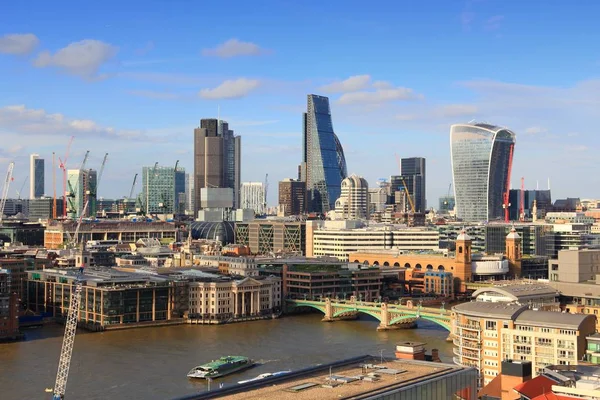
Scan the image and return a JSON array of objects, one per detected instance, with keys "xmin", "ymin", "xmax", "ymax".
[{"xmin": 1, "ymin": 0, "xmax": 599, "ymax": 205}]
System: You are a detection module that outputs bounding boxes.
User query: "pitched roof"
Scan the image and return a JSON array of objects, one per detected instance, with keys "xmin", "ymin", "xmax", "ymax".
[
  {"xmin": 477, "ymin": 374, "xmax": 502, "ymax": 399},
  {"xmin": 530, "ymin": 393, "xmax": 579, "ymax": 400},
  {"xmin": 514, "ymin": 376, "xmax": 557, "ymax": 399}
]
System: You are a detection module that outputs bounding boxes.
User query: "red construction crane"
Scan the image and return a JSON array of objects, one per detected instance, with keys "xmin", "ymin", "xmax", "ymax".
[
  {"xmin": 58, "ymin": 136, "xmax": 74, "ymax": 218},
  {"xmin": 502, "ymin": 143, "xmax": 515, "ymax": 222},
  {"xmin": 519, "ymin": 177, "xmax": 525, "ymax": 222}
]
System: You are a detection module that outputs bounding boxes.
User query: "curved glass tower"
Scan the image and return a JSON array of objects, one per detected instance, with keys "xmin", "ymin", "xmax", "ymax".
[
  {"xmin": 450, "ymin": 123, "xmax": 516, "ymax": 222},
  {"xmin": 302, "ymin": 94, "xmax": 347, "ymax": 213}
]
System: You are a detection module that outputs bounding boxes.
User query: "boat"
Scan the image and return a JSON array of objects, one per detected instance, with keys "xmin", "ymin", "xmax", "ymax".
[
  {"xmin": 238, "ymin": 370, "xmax": 292, "ymax": 384},
  {"xmin": 187, "ymin": 356, "xmax": 254, "ymax": 379}
]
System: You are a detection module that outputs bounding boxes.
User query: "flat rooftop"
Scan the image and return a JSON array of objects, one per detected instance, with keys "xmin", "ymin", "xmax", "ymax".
[{"xmin": 178, "ymin": 356, "xmax": 469, "ymax": 400}]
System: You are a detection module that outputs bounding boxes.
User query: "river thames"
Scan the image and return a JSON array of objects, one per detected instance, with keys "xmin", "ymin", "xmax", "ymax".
[{"xmin": 0, "ymin": 314, "xmax": 453, "ymax": 399}]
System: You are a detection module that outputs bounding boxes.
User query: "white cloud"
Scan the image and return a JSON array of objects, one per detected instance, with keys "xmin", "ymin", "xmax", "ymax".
[
  {"xmin": 0, "ymin": 104, "xmax": 148, "ymax": 140},
  {"xmin": 202, "ymin": 39, "xmax": 268, "ymax": 58},
  {"xmin": 338, "ymin": 87, "xmax": 422, "ymax": 105},
  {"xmin": 33, "ymin": 39, "xmax": 118, "ymax": 79},
  {"xmin": 372, "ymin": 80, "xmax": 393, "ymax": 90},
  {"xmin": 0, "ymin": 33, "xmax": 39, "ymax": 55},
  {"xmin": 199, "ymin": 78, "xmax": 260, "ymax": 99},
  {"xmin": 524, "ymin": 126, "xmax": 547, "ymax": 135},
  {"xmin": 320, "ymin": 75, "xmax": 371, "ymax": 93}
]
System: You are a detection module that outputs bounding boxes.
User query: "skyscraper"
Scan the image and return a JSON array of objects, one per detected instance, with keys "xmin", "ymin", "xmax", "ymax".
[
  {"xmin": 240, "ymin": 182, "xmax": 266, "ymax": 215},
  {"xmin": 450, "ymin": 123, "xmax": 516, "ymax": 222},
  {"xmin": 333, "ymin": 175, "xmax": 369, "ymax": 220},
  {"xmin": 278, "ymin": 179, "xmax": 306, "ymax": 216},
  {"xmin": 301, "ymin": 94, "xmax": 347, "ymax": 213},
  {"xmin": 401, "ymin": 157, "xmax": 426, "ymax": 212},
  {"xmin": 142, "ymin": 166, "xmax": 185, "ymax": 215},
  {"xmin": 29, "ymin": 154, "xmax": 44, "ymax": 198},
  {"xmin": 193, "ymin": 119, "xmax": 241, "ymax": 216},
  {"xmin": 67, "ymin": 169, "xmax": 97, "ymax": 219}
]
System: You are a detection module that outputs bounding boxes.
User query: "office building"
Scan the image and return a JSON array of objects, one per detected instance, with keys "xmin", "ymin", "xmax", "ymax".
[
  {"xmin": 193, "ymin": 119, "xmax": 241, "ymax": 215},
  {"xmin": 0, "ymin": 269, "xmax": 20, "ymax": 341},
  {"xmin": 142, "ymin": 165, "xmax": 185, "ymax": 216},
  {"xmin": 0, "ymin": 221, "xmax": 45, "ymax": 246},
  {"xmin": 399, "ymin": 157, "xmax": 426, "ymax": 212},
  {"xmin": 332, "ymin": 175, "xmax": 369, "ymax": 220},
  {"xmin": 452, "ymin": 300, "xmax": 595, "ymax": 386},
  {"xmin": 438, "ymin": 196, "xmax": 455, "ymax": 214},
  {"xmin": 235, "ymin": 220, "xmax": 305, "ymax": 255},
  {"xmin": 278, "ymin": 179, "xmax": 306, "ymax": 216},
  {"xmin": 240, "ymin": 182, "xmax": 266, "ymax": 215},
  {"xmin": 508, "ymin": 189, "xmax": 553, "ymax": 220},
  {"xmin": 67, "ymin": 169, "xmax": 97, "ymax": 219},
  {"xmin": 301, "ymin": 94, "xmax": 347, "ymax": 214},
  {"xmin": 29, "ymin": 154, "xmax": 44, "ymax": 199},
  {"xmin": 185, "ymin": 173, "xmax": 194, "ymax": 215},
  {"xmin": 307, "ymin": 220, "xmax": 440, "ymax": 262},
  {"xmin": 450, "ymin": 123, "xmax": 516, "ymax": 222},
  {"xmin": 28, "ymin": 197, "xmax": 64, "ymax": 221}
]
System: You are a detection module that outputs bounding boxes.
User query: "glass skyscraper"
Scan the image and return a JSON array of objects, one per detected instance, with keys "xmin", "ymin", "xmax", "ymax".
[
  {"xmin": 301, "ymin": 94, "xmax": 347, "ymax": 213},
  {"xmin": 29, "ymin": 154, "xmax": 44, "ymax": 199},
  {"xmin": 142, "ymin": 166, "xmax": 186, "ymax": 215},
  {"xmin": 450, "ymin": 123, "xmax": 516, "ymax": 222}
]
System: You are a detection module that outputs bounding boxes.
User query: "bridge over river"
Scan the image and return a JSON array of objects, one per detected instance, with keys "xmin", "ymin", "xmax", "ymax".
[{"xmin": 286, "ymin": 298, "xmax": 452, "ymax": 331}]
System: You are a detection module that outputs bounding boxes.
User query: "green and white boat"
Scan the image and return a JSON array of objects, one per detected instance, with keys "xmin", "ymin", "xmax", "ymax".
[{"xmin": 187, "ymin": 356, "xmax": 254, "ymax": 379}]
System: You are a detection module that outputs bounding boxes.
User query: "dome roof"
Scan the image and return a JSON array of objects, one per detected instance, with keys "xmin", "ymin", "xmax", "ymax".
[
  {"xmin": 506, "ymin": 227, "xmax": 520, "ymax": 240},
  {"xmin": 456, "ymin": 229, "xmax": 471, "ymax": 241},
  {"xmin": 189, "ymin": 221, "xmax": 235, "ymax": 244}
]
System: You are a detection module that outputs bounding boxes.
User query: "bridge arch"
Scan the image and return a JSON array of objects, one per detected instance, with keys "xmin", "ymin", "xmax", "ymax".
[
  {"xmin": 286, "ymin": 302, "xmax": 326, "ymax": 314},
  {"xmin": 389, "ymin": 314, "xmax": 450, "ymax": 331},
  {"xmin": 333, "ymin": 308, "xmax": 382, "ymax": 322}
]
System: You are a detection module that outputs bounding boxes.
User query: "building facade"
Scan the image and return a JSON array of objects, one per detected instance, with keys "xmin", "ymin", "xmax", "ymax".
[
  {"xmin": 29, "ymin": 154, "xmax": 44, "ymax": 199},
  {"xmin": 400, "ymin": 157, "xmax": 426, "ymax": 212},
  {"xmin": 0, "ymin": 269, "xmax": 20, "ymax": 341},
  {"xmin": 452, "ymin": 301, "xmax": 595, "ymax": 386},
  {"xmin": 278, "ymin": 179, "xmax": 306, "ymax": 216},
  {"xmin": 301, "ymin": 94, "xmax": 347, "ymax": 214},
  {"xmin": 142, "ymin": 165, "xmax": 186, "ymax": 215},
  {"xmin": 67, "ymin": 169, "xmax": 97, "ymax": 219},
  {"xmin": 307, "ymin": 220, "xmax": 440, "ymax": 262},
  {"xmin": 185, "ymin": 173, "xmax": 194, "ymax": 215},
  {"xmin": 28, "ymin": 197, "xmax": 64, "ymax": 221},
  {"xmin": 333, "ymin": 175, "xmax": 369, "ymax": 220},
  {"xmin": 235, "ymin": 220, "xmax": 305, "ymax": 255},
  {"xmin": 450, "ymin": 123, "xmax": 516, "ymax": 222},
  {"xmin": 193, "ymin": 119, "xmax": 241, "ymax": 215},
  {"xmin": 240, "ymin": 182, "xmax": 266, "ymax": 215}
]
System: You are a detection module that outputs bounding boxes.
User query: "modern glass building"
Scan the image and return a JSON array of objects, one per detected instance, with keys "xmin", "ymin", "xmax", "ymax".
[
  {"xmin": 29, "ymin": 154, "xmax": 44, "ymax": 199},
  {"xmin": 302, "ymin": 94, "xmax": 347, "ymax": 213},
  {"xmin": 67, "ymin": 169, "xmax": 97, "ymax": 219},
  {"xmin": 450, "ymin": 123, "xmax": 516, "ymax": 222},
  {"xmin": 142, "ymin": 166, "xmax": 185, "ymax": 215}
]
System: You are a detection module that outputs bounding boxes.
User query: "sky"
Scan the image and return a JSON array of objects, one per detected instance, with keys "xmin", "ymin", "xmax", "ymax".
[{"xmin": 1, "ymin": 0, "xmax": 599, "ymax": 206}]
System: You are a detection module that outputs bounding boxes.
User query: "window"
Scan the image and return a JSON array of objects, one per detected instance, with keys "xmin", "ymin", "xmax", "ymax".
[{"xmin": 485, "ymin": 321, "xmax": 497, "ymax": 330}]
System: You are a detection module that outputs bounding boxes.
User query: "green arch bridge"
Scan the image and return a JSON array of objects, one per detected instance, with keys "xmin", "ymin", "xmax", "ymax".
[{"xmin": 286, "ymin": 298, "xmax": 452, "ymax": 331}]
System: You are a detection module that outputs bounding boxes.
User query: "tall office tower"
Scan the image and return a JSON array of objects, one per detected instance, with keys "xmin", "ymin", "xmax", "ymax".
[
  {"xmin": 67, "ymin": 169, "xmax": 97, "ymax": 219},
  {"xmin": 29, "ymin": 154, "xmax": 44, "ymax": 198},
  {"xmin": 278, "ymin": 179, "xmax": 306, "ymax": 216},
  {"xmin": 334, "ymin": 175, "xmax": 369, "ymax": 220},
  {"xmin": 450, "ymin": 123, "xmax": 516, "ymax": 222},
  {"xmin": 400, "ymin": 157, "xmax": 426, "ymax": 212},
  {"xmin": 193, "ymin": 119, "xmax": 241, "ymax": 216},
  {"xmin": 185, "ymin": 173, "xmax": 195, "ymax": 215},
  {"xmin": 240, "ymin": 182, "xmax": 266, "ymax": 215},
  {"xmin": 142, "ymin": 166, "xmax": 186, "ymax": 215},
  {"xmin": 301, "ymin": 94, "xmax": 347, "ymax": 213}
]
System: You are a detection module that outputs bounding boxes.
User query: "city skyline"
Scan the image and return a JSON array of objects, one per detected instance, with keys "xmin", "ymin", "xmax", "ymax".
[{"xmin": 1, "ymin": 1, "xmax": 599, "ymax": 205}]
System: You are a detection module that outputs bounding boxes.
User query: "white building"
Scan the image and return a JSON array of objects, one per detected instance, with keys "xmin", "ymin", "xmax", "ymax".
[
  {"xmin": 240, "ymin": 182, "xmax": 266, "ymax": 215},
  {"xmin": 332, "ymin": 175, "xmax": 369, "ymax": 220},
  {"xmin": 187, "ymin": 273, "xmax": 281, "ymax": 321},
  {"xmin": 306, "ymin": 220, "xmax": 440, "ymax": 261}
]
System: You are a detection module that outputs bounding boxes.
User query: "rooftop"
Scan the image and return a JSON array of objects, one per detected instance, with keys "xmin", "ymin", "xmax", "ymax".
[
  {"xmin": 472, "ymin": 283, "xmax": 559, "ymax": 302},
  {"xmin": 453, "ymin": 301, "xmax": 527, "ymax": 319},
  {"xmin": 176, "ymin": 356, "xmax": 470, "ymax": 400},
  {"xmin": 515, "ymin": 310, "xmax": 594, "ymax": 330}
]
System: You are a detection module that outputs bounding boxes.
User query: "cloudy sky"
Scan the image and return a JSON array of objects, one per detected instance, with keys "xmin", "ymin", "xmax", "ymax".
[{"xmin": 1, "ymin": 0, "xmax": 599, "ymax": 206}]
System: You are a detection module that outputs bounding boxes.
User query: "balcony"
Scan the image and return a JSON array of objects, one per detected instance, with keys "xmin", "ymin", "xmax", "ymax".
[
  {"xmin": 453, "ymin": 347, "xmax": 480, "ymax": 359},
  {"xmin": 456, "ymin": 322, "xmax": 481, "ymax": 331},
  {"xmin": 460, "ymin": 340, "xmax": 482, "ymax": 350}
]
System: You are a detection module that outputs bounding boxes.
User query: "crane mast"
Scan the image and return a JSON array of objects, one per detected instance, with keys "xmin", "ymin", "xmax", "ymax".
[{"xmin": 0, "ymin": 162, "xmax": 15, "ymax": 225}]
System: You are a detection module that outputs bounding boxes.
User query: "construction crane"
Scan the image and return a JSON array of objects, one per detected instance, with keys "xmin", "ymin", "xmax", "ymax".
[
  {"xmin": 53, "ymin": 152, "xmax": 57, "ymax": 219},
  {"xmin": 129, "ymin": 174, "xmax": 138, "ymax": 200},
  {"xmin": 399, "ymin": 177, "xmax": 416, "ymax": 213},
  {"xmin": 502, "ymin": 143, "xmax": 515, "ymax": 222},
  {"xmin": 67, "ymin": 151, "xmax": 90, "ymax": 218},
  {"xmin": 174, "ymin": 159, "xmax": 179, "ymax": 172},
  {"xmin": 58, "ymin": 136, "xmax": 74, "ymax": 218},
  {"xmin": 87, "ymin": 153, "xmax": 108, "ymax": 217},
  {"xmin": 443, "ymin": 183, "xmax": 452, "ymax": 206},
  {"xmin": 264, "ymin": 173, "xmax": 269, "ymax": 214},
  {"xmin": 519, "ymin": 177, "xmax": 525, "ymax": 222},
  {"xmin": 15, "ymin": 176, "xmax": 27, "ymax": 200},
  {"xmin": 52, "ymin": 200, "xmax": 88, "ymax": 400},
  {"xmin": 0, "ymin": 162, "xmax": 15, "ymax": 226}
]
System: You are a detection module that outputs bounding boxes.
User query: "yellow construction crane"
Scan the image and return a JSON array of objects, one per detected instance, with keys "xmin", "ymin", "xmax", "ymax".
[{"xmin": 394, "ymin": 153, "xmax": 416, "ymax": 213}]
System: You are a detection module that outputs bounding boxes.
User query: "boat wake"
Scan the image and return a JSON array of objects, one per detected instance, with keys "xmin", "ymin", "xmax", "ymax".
[{"xmin": 255, "ymin": 359, "xmax": 279, "ymax": 365}]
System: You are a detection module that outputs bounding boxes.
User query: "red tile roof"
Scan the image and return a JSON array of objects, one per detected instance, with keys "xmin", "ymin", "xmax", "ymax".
[
  {"xmin": 530, "ymin": 393, "xmax": 579, "ymax": 400},
  {"xmin": 514, "ymin": 375, "xmax": 557, "ymax": 399}
]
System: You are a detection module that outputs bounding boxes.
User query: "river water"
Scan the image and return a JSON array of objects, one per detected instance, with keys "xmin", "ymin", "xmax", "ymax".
[{"xmin": 0, "ymin": 314, "xmax": 452, "ymax": 399}]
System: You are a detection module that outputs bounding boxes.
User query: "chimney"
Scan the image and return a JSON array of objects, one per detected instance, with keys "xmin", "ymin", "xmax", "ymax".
[
  {"xmin": 430, "ymin": 348, "xmax": 441, "ymax": 362},
  {"xmin": 500, "ymin": 360, "xmax": 532, "ymax": 399},
  {"xmin": 395, "ymin": 341, "xmax": 426, "ymax": 361}
]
